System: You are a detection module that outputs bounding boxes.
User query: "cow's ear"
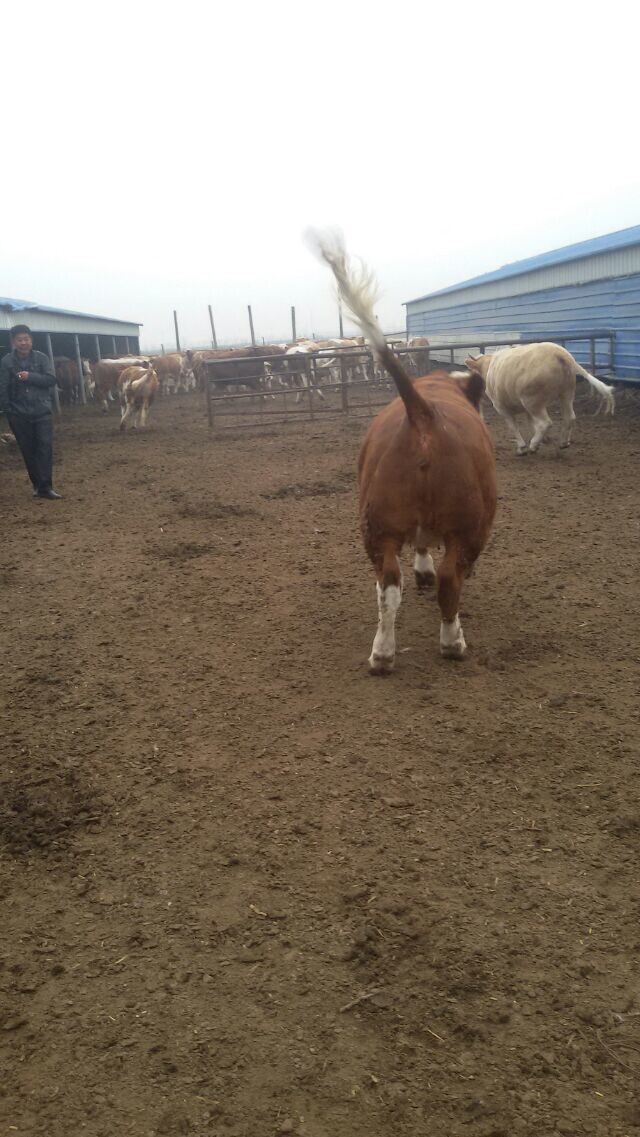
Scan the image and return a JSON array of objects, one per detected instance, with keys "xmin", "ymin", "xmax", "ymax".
[{"xmin": 456, "ymin": 371, "xmax": 485, "ymax": 409}]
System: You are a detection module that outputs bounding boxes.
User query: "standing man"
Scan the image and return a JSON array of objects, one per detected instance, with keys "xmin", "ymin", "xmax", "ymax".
[{"xmin": 0, "ymin": 324, "xmax": 62, "ymax": 499}]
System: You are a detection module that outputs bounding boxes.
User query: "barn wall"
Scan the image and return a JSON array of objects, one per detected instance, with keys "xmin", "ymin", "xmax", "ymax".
[{"xmin": 406, "ymin": 273, "xmax": 640, "ymax": 378}]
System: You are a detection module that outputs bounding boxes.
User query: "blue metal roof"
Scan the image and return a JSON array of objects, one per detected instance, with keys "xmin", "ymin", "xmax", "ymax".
[
  {"xmin": 405, "ymin": 223, "xmax": 640, "ymax": 305},
  {"xmin": 0, "ymin": 296, "xmax": 38, "ymax": 312},
  {"xmin": 0, "ymin": 296, "xmax": 141, "ymax": 325}
]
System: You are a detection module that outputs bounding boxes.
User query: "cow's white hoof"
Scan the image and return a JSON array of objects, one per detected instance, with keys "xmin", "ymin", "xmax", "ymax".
[
  {"xmin": 516, "ymin": 445, "xmax": 528, "ymax": 456},
  {"xmin": 368, "ymin": 653, "xmax": 395, "ymax": 674}
]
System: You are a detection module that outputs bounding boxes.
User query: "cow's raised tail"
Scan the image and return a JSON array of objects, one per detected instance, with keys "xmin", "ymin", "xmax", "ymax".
[
  {"xmin": 306, "ymin": 228, "xmax": 433, "ymax": 426},
  {"xmin": 575, "ymin": 363, "xmax": 615, "ymax": 414}
]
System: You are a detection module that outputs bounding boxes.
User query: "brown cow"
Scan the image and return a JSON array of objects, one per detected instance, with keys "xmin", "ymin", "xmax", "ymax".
[
  {"xmin": 54, "ymin": 357, "xmax": 80, "ymax": 404},
  {"xmin": 186, "ymin": 344, "xmax": 284, "ymax": 395},
  {"xmin": 309, "ymin": 230, "xmax": 497, "ymax": 670},
  {"xmin": 118, "ymin": 365, "xmax": 159, "ymax": 430}
]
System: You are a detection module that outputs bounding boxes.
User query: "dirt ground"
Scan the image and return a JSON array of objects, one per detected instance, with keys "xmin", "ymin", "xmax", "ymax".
[{"xmin": 1, "ymin": 386, "xmax": 639, "ymax": 1137}]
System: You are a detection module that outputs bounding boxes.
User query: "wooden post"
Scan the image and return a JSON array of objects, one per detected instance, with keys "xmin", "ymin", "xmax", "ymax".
[
  {"xmin": 45, "ymin": 333, "xmax": 61, "ymax": 415},
  {"xmin": 291, "ymin": 305, "xmax": 297, "ymax": 343},
  {"xmin": 247, "ymin": 305, "xmax": 256, "ymax": 346},
  {"xmin": 173, "ymin": 310, "xmax": 181, "ymax": 353},
  {"xmin": 73, "ymin": 333, "xmax": 87, "ymax": 404},
  {"xmin": 161, "ymin": 343, "xmax": 165, "ymax": 355},
  {"xmin": 94, "ymin": 334, "xmax": 101, "ymax": 361},
  {"xmin": 208, "ymin": 305, "xmax": 218, "ymax": 348},
  {"xmin": 338, "ymin": 301, "xmax": 344, "ymax": 339}
]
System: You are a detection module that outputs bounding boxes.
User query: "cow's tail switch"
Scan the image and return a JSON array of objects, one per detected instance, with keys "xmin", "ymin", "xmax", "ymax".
[{"xmin": 306, "ymin": 227, "xmax": 434, "ymax": 428}]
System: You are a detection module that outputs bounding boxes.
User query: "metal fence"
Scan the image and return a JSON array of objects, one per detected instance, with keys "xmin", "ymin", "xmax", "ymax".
[{"xmin": 204, "ymin": 330, "xmax": 618, "ymax": 431}]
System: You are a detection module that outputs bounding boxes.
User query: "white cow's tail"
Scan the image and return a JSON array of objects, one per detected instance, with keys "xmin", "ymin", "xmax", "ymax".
[
  {"xmin": 305, "ymin": 228, "xmax": 434, "ymax": 426},
  {"xmin": 575, "ymin": 364, "xmax": 615, "ymax": 414}
]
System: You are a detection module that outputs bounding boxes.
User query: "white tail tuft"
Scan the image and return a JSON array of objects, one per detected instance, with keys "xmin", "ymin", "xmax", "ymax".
[
  {"xmin": 575, "ymin": 365, "xmax": 615, "ymax": 414},
  {"xmin": 305, "ymin": 227, "xmax": 385, "ymax": 355}
]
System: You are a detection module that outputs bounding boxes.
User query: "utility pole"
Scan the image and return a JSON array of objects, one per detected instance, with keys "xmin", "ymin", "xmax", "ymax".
[{"xmin": 208, "ymin": 305, "xmax": 218, "ymax": 348}]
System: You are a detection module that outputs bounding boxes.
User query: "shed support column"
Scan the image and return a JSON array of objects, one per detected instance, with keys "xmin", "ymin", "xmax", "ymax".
[
  {"xmin": 45, "ymin": 333, "xmax": 61, "ymax": 415},
  {"xmin": 74, "ymin": 334, "xmax": 87, "ymax": 404},
  {"xmin": 124, "ymin": 336, "xmax": 130, "ymax": 354},
  {"xmin": 111, "ymin": 336, "xmax": 117, "ymax": 355},
  {"xmin": 94, "ymin": 334, "xmax": 101, "ymax": 361}
]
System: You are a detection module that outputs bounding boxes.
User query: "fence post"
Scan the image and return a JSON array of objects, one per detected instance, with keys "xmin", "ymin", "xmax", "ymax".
[
  {"xmin": 291, "ymin": 305, "xmax": 296, "ymax": 343},
  {"xmin": 94, "ymin": 334, "xmax": 101, "ymax": 361},
  {"xmin": 305, "ymin": 355, "xmax": 315, "ymax": 420},
  {"xmin": 338, "ymin": 301, "xmax": 344, "ymax": 339},
  {"xmin": 248, "ymin": 305, "xmax": 256, "ymax": 346},
  {"xmin": 74, "ymin": 333, "xmax": 87, "ymax": 404},
  {"xmin": 206, "ymin": 367, "xmax": 213, "ymax": 428},
  {"xmin": 590, "ymin": 336, "xmax": 597, "ymax": 374},
  {"xmin": 340, "ymin": 355, "xmax": 349, "ymax": 413},
  {"xmin": 45, "ymin": 333, "xmax": 61, "ymax": 415},
  {"xmin": 173, "ymin": 310, "xmax": 181, "ymax": 352}
]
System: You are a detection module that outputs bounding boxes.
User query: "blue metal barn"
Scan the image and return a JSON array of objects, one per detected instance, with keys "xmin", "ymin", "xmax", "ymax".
[{"xmin": 404, "ymin": 225, "xmax": 640, "ymax": 380}]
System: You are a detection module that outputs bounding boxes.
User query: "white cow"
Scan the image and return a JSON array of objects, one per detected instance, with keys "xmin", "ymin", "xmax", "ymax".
[{"xmin": 465, "ymin": 343, "xmax": 615, "ymax": 454}]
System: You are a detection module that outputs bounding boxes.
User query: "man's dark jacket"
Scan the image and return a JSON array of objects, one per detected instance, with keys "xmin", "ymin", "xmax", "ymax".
[{"xmin": 0, "ymin": 350, "xmax": 57, "ymax": 419}]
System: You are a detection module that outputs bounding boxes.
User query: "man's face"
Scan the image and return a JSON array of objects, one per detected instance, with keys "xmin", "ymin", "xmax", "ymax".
[{"xmin": 12, "ymin": 333, "xmax": 32, "ymax": 358}]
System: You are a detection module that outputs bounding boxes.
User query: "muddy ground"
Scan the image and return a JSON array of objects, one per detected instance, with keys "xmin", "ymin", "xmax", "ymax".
[{"xmin": 1, "ymin": 387, "xmax": 639, "ymax": 1137}]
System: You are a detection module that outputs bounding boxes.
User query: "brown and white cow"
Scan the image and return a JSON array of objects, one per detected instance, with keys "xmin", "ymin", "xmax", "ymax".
[
  {"xmin": 187, "ymin": 345, "xmax": 284, "ymax": 397},
  {"xmin": 91, "ymin": 358, "xmax": 149, "ymax": 412},
  {"xmin": 465, "ymin": 343, "xmax": 615, "ymax": 454},
  {"xmin": 309, "ymin": 230, "xmax": 497, "ymax": 670},
  {"xmin": 118, "ymin": 365, "xmax": 159, "ymax": 430},
  {"xmin": 151, "ymin": 353, "xmax": 195, "ymax": 395}
]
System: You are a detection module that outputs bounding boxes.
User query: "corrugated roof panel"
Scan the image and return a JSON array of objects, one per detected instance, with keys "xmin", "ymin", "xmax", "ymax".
[{"xmin": 405, "ymin": 223, "xmax": 640, "ymax": 305}]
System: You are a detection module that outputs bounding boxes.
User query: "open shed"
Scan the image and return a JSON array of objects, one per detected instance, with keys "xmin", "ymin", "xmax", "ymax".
[{"xmin": 0, "ymin": 298, "xmax": 142, "ymax": 404}]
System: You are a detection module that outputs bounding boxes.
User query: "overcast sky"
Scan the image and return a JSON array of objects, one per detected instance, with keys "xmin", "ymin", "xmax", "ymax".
[{"xmin": 6, "ymin": 0, "xmax": 639, "ymax": 349}]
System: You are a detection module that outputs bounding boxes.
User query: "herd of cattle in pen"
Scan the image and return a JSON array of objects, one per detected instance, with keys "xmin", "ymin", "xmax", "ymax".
[
  {"xmin": 52, "ymin": 229, "xmax": 619, "ymax": 669},
  {"xmin": 53, "ymin": 336, "xmax": 432, "ymax": 430}
]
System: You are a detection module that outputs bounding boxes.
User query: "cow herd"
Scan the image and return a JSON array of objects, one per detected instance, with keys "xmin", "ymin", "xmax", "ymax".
[{"xmin": 58, "ymin": 337, "xmax": 432, "ymax": 429}]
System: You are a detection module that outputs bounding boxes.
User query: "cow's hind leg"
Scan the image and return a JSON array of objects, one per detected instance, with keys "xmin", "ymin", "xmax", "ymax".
[
  {"xmin": 523, "ymin": 399, "xmax": 552, "ymax": 452},
  {"xmin": 414, "ymin": 528, "xmax": 436, "ymax": 589},
  {"xmin": 498, "ymin": 407, "xmax": 529, "ymax": 454},
  {"xmin": 437, "ymin": 541, "xmax": 467, "ymax": 659},
  {"xmin": 369, "ymin": 542, "xmax": 403, "ymax": 674},
  {"xmin": 558, "ymin": 393, "xmax": 576, "ymax": 448}
]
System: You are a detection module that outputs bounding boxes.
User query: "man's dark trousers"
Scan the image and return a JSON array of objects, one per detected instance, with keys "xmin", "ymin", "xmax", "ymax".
[{"xmin": 7, "ymin": 414, "xmax": 53, "ymax": 493}]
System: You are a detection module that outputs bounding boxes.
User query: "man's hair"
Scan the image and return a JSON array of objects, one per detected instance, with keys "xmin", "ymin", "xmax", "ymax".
[{"xmin": 10, "ymin": 324, "xmax": 32, "ymax": 338}]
